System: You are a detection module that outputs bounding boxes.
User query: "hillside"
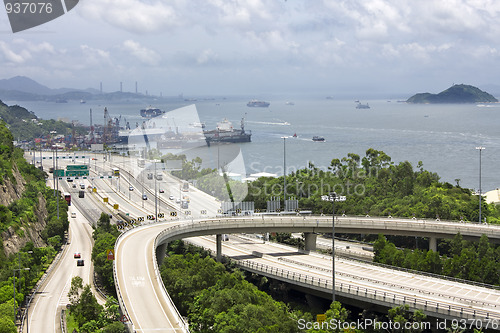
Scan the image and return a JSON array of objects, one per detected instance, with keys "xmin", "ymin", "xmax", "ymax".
[
  {"xmin": 406, "ymin": 84, "xmax": 498, "ymax": 103},
  {"xmin": 0, "ymin": 120, "xmax": 69, "ymax": 255},
  {"xmin": 0, "ymin": 100, "xmax": 78, "ymax": 141}
]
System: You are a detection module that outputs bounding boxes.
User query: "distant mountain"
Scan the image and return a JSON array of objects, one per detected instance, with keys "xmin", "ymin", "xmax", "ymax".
[
  {"xmin": 0, "ymin": 76, "xmax": 54, "ymax": 95},
  {"xmin": 0, "ymin": 76, "xmax": 162, "ymax": 102},
  {"xmin": 407, "ymin": 84, "xmax": 498, "ymax": 103}
]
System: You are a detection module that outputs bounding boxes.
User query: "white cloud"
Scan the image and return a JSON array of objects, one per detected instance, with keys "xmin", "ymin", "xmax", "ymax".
[
  {"xmin": 122, "ymin": 40, "xmax": 161, "ymax": 66},
  {"xmin": 196, "ymin": 49, "xmax": 218, "ymax": 65},
  {"xmin": 0, "ymin": 42, "xmax": 31, "ymax": 63},
  {"xmin": 79, "ymin": 0, "xmax": 179, "ymax": 33}
]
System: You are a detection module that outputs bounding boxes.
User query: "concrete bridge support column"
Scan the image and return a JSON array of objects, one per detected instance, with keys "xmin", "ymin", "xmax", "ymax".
[
  {"xmin": 429, "ymin": 237, "xmax": 437, "ymax": 252},
  {"xmin": 216, "ymin": 234, "xmax": 222, "ymax": 262},
  {"xmin": 304, "ymin": 232, "xmax": 317, "ymax": 251},
  {"xmin": 155, "ymin": 243, "xmax": 167, "ymax": 265}
]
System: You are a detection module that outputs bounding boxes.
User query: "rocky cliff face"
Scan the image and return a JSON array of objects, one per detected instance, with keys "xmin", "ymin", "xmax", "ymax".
[{"xmin": 1, "ymin": 163, "xmax": 48, "ymax": 256}]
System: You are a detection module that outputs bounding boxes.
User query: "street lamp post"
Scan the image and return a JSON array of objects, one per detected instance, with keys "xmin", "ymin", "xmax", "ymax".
[
  {"xmin": 476, "ymin": 146, "xmax": 485, "ymax": 223},
  {"xmin": 321, "ymin": 192, "xmax": 346, "ymax": 303},
  {"xmin": 281, "ymin": 136, "xmax": 288, "ymax": 211},
  {"xmin": 154, "ymin": 160, "xmax": 158, "ymax": 221},
  {"xmin": 53, "ymin": 145, "xmax": 60, "ymax": 220},
  {"xmin": 13, "ymin": 251, "xmax": 32, "ymax": 326}
]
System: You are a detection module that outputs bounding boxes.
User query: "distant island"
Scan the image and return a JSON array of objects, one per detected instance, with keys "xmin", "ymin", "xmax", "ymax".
[{"xmin": 406, "ymin": 84, "xmax": 498, "ymax": 104}]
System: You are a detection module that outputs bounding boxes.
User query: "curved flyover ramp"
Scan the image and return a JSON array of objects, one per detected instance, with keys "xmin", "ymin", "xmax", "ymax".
[{"xmin": 115, "ymin": 216, "xmax": 500, "ymax": 330}]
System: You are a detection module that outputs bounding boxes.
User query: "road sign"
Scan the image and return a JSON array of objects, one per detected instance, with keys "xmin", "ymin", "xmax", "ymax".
[
  {"xmin": 130, "ymin": 218, "xmax": 137, "ymax": 224},
  {"xmin": 137, "ymin": 217, "xmax": 144, "ymax": 222},
  {"xmin": 113, "ymin": 204, "xmax": 119, "ymax": 210},
  {"xmin": 158, "ymin": 213, "xmax": 164, "ymax": 218},
  {"xmin": 119, "ymin": 314, "xmax": 129, "ymax": 323},
  {"xmin": 170, "ymin": 212, "xmax": 177, "ymax": 217},
  {"xmin": 185, "ymin": 211, "xmax": 191, "ymax": 215},
  {"xmin": 106, "ymin": 249, "xmax": 115, "ymax": 261},
  {"xmin": 147, "ymin": 215, "xmax": 154, "ymax": 220},
  {"xmin": 103, "ymin": 197, "xmax": 108, "ymax": 203},
  {"xmin": 200, "ymin": 210, "xmax": 207, "ymax": 215},
  {"xmin": 321, "ymin": 194, "xmax": 346, "ymax": 202}
]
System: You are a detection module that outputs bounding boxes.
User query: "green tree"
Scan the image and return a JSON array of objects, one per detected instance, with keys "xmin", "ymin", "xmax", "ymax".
[
  {"xmin": 101, "ymin": 321, "xmax": 127, "ymax": 333},
  {"xmin": 385, "ymin": 304, "xmax": 426, "ymax": 333},
  {"xmin": 72, "ymin": 285, "xmax": 103, "ymax": 327}
]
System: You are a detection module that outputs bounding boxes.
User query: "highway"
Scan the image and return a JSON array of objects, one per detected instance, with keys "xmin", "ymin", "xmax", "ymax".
[
  {"xmin": 26, "ymin": 151, "xmax": 500, "ymax": 330},
  {"xmin": 187, "ymin": 235, "xmax": 500, "ymax": 320},
  {"xmin": 24, "ymin": 179, "xmax": 104, "ymax": 333}
]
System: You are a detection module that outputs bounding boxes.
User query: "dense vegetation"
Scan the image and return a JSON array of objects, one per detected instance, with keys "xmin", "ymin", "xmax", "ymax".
[
  {"xmin": 406, "ymin": 84, "xmax": 498, "ymax": 103},
  {"xmin": 66, "ymin": 276, "xmax": 126, "ymax": 332},
  {"xmin": 245, "ymin": 148, "xmax": 498, "ymax": 223},
  {"xmin": 91, "ymin": 213, "xmax": 120, "ymax": 295},
  {"xmin": 374, "ymin": 233, "xmax": 500, "ymax": 286},
  {"xmin": 0, "ymin": 242, "xmax": 57, "ymax": 331}
]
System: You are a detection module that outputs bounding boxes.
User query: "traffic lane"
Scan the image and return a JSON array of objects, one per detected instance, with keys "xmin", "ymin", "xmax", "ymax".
[
  {"xmin": 116, "ymin": 224, "xmax": 185, "ymax": 331},
  {"xmin": 186, "ymin": 235, "xmax": 500, "ymax": 314}
]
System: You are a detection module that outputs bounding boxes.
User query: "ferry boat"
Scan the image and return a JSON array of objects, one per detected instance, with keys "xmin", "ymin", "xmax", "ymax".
[{"xmin": 312, "ymin": 136, "xmax": 325, "ymax": 142}]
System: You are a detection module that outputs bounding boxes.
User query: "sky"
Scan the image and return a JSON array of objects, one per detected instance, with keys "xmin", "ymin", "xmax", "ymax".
[{"xmin": 1, "ymin": 0, "xmax": 500, "ymax": 97}]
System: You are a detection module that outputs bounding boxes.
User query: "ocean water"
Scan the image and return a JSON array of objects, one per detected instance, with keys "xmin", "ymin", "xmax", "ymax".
[{"xmin": 8, "ymin": 97, "xmax": 500, "ymax": 192}]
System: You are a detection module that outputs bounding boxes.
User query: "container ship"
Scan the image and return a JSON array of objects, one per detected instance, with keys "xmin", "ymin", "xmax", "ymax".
[
  {"xmin": 140, "ymin": 106, "xmax": 166, "ymax": 118},
  {"xmin": 247, "ymin": 100, "xmax": 270, "ymax": 107}
]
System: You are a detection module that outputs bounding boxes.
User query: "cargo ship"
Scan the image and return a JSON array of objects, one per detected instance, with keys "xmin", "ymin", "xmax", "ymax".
[
  {"xmin": 247, "ymin": 100, "xmax": 270, "ymax": 107},
  {"xmin": 204, "ymin": 118, "xmax": 251, "ymax": 146}
]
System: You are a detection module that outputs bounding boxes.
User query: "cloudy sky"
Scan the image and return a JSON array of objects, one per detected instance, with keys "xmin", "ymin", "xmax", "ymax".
[{"xmin": 1, "ymin": 0, "xmax": 500, "ymax": 97}]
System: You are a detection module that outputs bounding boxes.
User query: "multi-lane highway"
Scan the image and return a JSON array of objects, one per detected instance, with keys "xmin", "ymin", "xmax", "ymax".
[
  {"xmin": 187, "ymin": 235, "xmax": 500, "ymax": 320},
  {"xmin": 25, "ymin": 179, "xmax": 104, "ymax": 332},
  {"xmin": 26, "ymin": 151, "xmax": 500, "ymax": 330}
]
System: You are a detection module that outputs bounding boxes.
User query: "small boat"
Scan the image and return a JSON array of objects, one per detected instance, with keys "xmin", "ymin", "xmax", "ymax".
[
  {"xmin": 285, "ymin": 101, "xmax": 295, "ymax": 105},
  {"xmin": 80, "ymin": 99, "xmax": 86, "ymax": 104},
  {"xmin": 312, "ymin": 136, "xmax": 325, "ymax": 142},
  {"xmin": 292, "ymin": 133, "xmax": 297, "ymax": 138}
]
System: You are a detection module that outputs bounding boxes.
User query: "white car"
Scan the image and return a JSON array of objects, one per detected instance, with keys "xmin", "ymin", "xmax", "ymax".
[
  {"xmin": 169, "ymin": 195, "xmax": 174, "ymax": 200},
  {"xmin": 71, "ymin": 212, "xmax": 76, "ymax": 218}
]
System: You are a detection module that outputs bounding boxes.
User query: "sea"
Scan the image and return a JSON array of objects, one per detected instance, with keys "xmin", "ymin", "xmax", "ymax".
[{"xmin": 7, "ymin": 97, "xmax": 500, "ymax": 192}]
